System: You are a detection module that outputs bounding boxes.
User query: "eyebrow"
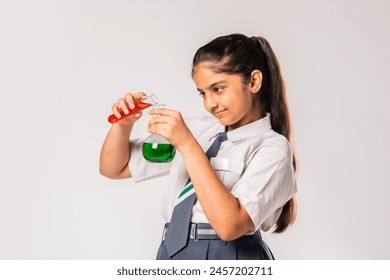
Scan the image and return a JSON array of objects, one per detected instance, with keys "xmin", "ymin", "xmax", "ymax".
[{"xmin": 197, "ymin": 80, "xmax": 227, "ymax": 92}]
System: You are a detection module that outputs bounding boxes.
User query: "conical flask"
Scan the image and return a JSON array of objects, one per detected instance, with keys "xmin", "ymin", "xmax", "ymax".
[
  {"xmin": 142, "ymin": 134, "xmax": 176, "ymax": 163},
  {"xmin": 142, "ymin": 103, "xmax": 176, "ymax": 163}
]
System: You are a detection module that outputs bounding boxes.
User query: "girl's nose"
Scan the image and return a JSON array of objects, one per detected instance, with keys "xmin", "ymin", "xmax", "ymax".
[{"xmin": 204, "ymin": 93, "xmax": 218, "ymax": 111}]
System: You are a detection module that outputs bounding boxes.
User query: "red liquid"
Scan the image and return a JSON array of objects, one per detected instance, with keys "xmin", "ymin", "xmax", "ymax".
[{"xmin": 108, "ymin": 101, "xmax": 151, "ymax": 123}]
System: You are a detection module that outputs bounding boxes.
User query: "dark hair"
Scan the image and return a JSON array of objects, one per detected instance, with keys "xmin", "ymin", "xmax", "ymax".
[{"xmin": 192, "ymin": 33, "xmax": 297, "ymax": 233}]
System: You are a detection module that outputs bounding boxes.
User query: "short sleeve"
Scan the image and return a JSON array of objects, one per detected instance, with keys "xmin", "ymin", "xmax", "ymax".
[
  {"xmin": 129, "ymin": 137, "xmax": 173, "ymax": 182},
  {"xmin": 230, "ymin": 140, "xmax": 297, "ymax": 232}
]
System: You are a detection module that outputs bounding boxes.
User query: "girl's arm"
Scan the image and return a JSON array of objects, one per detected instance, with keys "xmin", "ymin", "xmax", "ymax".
[
  {"xmin": 147, "ymin": 108, "xmax": 254, "ymax": 241},
  {"xmin": 180, "ymin": 139, "xmax": 253, "ymax": 241},
  {"xmin": 99, "ymin": 92, "xmax": 146, "ymax": 179},
  {"xmin": 100, "ymin": 122, "xmax": 134, "ymax": 179}
]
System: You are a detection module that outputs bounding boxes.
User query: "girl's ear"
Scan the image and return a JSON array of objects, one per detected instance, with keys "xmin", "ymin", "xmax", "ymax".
[{"xmin": 250, "ymin": 70, "xmax": 262, "ymax": 94}]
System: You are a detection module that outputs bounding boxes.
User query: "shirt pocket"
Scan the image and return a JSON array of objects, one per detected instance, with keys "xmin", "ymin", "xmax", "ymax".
[{"xmin": 210, "ymin": 157, "xmax": 245, "ymax": 190}]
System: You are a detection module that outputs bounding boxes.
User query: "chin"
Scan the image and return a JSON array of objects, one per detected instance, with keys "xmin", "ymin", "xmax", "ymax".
[{"xmin": 216, "ymin": 118, "xmax": 233, "ymax": 127}]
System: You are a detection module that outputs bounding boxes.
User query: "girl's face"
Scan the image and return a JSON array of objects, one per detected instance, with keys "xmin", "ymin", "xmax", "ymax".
[{"xmin": 193, "ymin": 62, "xmax": 262, "ymax": 132}]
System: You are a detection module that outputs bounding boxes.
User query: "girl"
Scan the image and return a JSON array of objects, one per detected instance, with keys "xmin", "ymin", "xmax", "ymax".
[{"xmin": 100, "ymin": 33, "xmax": 297, "ymax": 260}]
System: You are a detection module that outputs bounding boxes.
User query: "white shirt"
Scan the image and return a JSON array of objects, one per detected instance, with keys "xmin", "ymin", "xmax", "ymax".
[{"xmin": 129, "ymin": 113, "xmax": 297, "ymax": 232}]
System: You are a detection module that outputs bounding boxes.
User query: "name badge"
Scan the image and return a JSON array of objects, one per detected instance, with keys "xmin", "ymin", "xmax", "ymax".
[{"xmin": 210, "ymin": 157, "xmax": 244, "ymax": 174}]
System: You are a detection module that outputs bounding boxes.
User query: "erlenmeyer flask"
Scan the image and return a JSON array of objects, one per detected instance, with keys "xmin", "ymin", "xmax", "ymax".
[
  {"xmin": 108, "ymin": 94, "xmax": 159, "ymax": 124},
  {"xmin": 142, "ymin": 134, "xmax": 176, "ymax": 163},
  {"xmin": 142, "ymin": 104, "xmax": 176, "ymax": 163}
]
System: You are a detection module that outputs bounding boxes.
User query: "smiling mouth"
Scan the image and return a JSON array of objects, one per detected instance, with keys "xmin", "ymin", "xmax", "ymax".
[{"xmin": 213, "ymin": 109, "xmax": 227, "ymax": 117}]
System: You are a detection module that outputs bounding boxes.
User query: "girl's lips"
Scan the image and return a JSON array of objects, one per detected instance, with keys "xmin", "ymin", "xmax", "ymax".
[{"xmin": 213, "ymin": 109, "xmax": 227, "ymax": 117}]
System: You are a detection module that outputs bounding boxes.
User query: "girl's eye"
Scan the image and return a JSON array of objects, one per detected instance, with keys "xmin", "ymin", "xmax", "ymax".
[
  {"xmin": 214, "ymin": 87, "xmax": 223, "ymax": 93},
  {"xmin": 198, "ymin": 91, "xmax": 205, "ymax": 97}
]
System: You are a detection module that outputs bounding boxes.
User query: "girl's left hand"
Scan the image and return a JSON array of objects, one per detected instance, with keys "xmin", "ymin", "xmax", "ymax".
[{"xmin": 147, "ymin": 108, "xmax": 195, "ymax": 152}]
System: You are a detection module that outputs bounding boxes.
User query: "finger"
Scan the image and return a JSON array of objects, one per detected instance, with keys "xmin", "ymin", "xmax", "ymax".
[
  {"xmin": 123, "ymin": 93, "xmax": 137, "ymax": 110},
  {"xmin": 134, "ymin": 111, "xmax": 143, "ymax": 119},
  {"xmin": 117, "ymin": 98, "xmax": 129, "ymax": 115},
  {"xmin": 148, "ymin": 115, "xmax": 174, "ymax": 127},
  {"xmin": 147, "ymin": 123, "xmax": 177, "ymax": 142},
  {"xmin": 147, "ymin": 122, "xmax": 169, "ymax": 135},
  {"xmin": 134, "ymin": 92, "xmax": 147, "ymax": 101},
  {"xmin": 148, "ymin": 107, "xmax": 174, "ymax": 116},
  {"xmin": 111, "ymin": 102, "xmax": 122, "ymax": 119},
  {"xmin": 123, "ymin": 92, "xmax": 147, "ymax": 110}
]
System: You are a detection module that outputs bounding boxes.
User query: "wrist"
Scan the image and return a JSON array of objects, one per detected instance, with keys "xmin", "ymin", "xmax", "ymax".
[
  {"xmin": 177, "ymin": 134, "xmax": 203, "ymax": 157},
  {"xmin": 112, "ymin": 121, "xmax": 134, "ymax": 135}
]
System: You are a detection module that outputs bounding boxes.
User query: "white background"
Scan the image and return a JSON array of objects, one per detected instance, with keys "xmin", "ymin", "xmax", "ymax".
[{"xmin": 0, "ymin": 0, "xmax": 389, "ymax": 259}]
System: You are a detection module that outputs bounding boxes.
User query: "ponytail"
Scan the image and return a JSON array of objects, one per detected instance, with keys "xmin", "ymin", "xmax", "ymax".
[
  {"xmin": 254, "ymin": 36, "xmax": 297, "ymax": 233},
  {"xmin": 192, "ymin": 34, "xmax": 297, "ymax": 233},
  {"xmin": 252, "ymin": 37, "xmax": 296, "ymax": 233}
]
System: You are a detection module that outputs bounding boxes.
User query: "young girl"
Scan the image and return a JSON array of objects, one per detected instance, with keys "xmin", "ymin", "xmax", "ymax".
[{"xmin": 100, "ymin": 33, "xmax": 297, "ymax": 260}]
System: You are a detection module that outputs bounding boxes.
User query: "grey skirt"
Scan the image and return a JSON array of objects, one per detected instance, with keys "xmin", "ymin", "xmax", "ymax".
[{"xmin": 156, "ymin": 223, "xmax": 275, "ymax": 260}]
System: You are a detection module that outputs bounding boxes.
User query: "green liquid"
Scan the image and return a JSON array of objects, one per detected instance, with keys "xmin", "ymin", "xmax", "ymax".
[{"xmin": 142, "ymin": 142, "xmax": 176, "ymax": 163}]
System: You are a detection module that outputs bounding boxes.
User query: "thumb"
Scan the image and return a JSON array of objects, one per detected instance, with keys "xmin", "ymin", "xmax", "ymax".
[{"xmin": 133, "ymin": 111, "xmax": 143, "ymax": 119}]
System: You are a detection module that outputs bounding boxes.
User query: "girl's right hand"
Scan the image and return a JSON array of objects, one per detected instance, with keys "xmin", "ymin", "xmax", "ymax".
[{"xmin": 111, "ymin": 92, "xmax": 147, "ymax": 125}]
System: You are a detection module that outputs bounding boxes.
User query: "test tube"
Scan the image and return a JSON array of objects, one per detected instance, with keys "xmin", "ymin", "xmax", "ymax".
[{"xmin": 107, "ymin": 94, "xmax": 159, "ymax": 124}]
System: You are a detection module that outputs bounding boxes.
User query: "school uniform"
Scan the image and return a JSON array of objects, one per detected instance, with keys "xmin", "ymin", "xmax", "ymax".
[{"xmin": 129, "ymin": 113, "xmax": 297, "ymax": 260}]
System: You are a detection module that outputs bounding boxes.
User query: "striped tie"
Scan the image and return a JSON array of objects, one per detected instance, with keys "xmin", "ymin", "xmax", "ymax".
[{"xmin": 164, "ymin": 132, "xmax": 228, "ymax": 257}]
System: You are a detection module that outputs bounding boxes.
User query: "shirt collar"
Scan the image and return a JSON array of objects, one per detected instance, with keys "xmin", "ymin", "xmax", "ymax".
[{"xmin": 208, "ymin": 113, "xmax": 272, "ymax": 142}]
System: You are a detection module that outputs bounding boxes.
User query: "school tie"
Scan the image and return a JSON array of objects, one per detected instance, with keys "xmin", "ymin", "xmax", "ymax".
[{"xmin": 164, "ymin": 132, "xmax": 228, "ymax": 257}]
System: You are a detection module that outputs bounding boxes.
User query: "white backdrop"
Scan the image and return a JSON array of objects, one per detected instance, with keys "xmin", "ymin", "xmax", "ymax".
[{"xmin": 0, "ymin": 0, "xmax": 389, "ymax": 259}]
